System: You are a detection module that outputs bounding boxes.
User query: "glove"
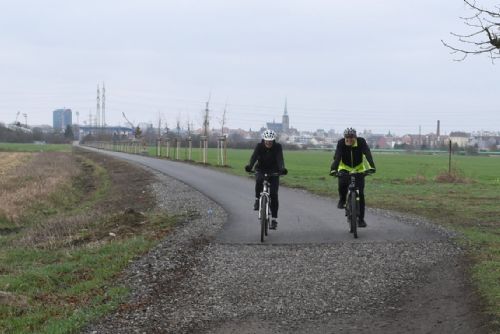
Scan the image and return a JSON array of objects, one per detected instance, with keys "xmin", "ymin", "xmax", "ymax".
[
  {"xmin": 329, "ymin": 170, "xmax": 338, "ymax": 177},
  {"xmin": 245, "ymin": 165, "xmax": 252, "ymax": 173},
  {"xmin": 280, "ymin": 168, "xmax": 288, "ymax": 175},
  {"xmin": 367, "ymin": 168, "xmax": 376, "ymax": 174}
]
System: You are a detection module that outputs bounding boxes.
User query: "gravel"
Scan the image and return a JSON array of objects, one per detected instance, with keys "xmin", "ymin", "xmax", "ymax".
[{"xmin": 83, "ymin": 168, "xmax": 487, "ymax": 334}]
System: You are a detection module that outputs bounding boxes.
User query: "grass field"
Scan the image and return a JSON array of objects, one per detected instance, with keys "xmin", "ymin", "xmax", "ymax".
[
  {"xmin": 0, "ymin": 146, "xmax": 178, "ymax": 333},
  {"xmin": 3, "ymin": 141, "xmax": 494, "ymax": 330},
  {"xmin": 0, "ymin": 142, "xmax": 71, "ymax": 152},
  {"xmin": 140, "ymin": 145, "xmax": 500, "ymax": 322},
  {"xmin": 29, "ymin": 142, "xmax": 500, "ymax": 326}
]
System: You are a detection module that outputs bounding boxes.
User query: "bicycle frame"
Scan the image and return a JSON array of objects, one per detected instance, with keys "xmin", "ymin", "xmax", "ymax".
[
  {"xmin": 346, "ymin": 173, "xmax": 360, "ymax": 208},
  {"xmin": 254, "ymin": 172, "xmax": 280, "ymax": 242},
  {"xmin": 336, "ymin": 170, "xmax": 371, "ymax": 239},
  {"xmin": 256, "ymin": 172, "xmax": 280, "ymax": 218},
  {"xmin": 345, "ymin": 174, "xmax": 360, "ymax": 237},
  {"xmin": 258, "ymin": 178, "xmax": 271, "ymax": 221}
]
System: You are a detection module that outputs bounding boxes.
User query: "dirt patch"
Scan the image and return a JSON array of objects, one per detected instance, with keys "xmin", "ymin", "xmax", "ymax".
[
  {"xmin": 0, "ymin": 291, "xmax": 29, "ymax": 309},
  {"xmin": 18, "ymin": 148, "xmax": 160, "ymax": 248},
  {"xmin": 370, "ymin": 256, "xmax": 494, "ymax": 334},
  {"xmin": 435, "ymin": 168, "xmax": 474, "ymax": 184},
  {"xmin": 76, "ymin": 149, "xmax": 156, "ymax": 214}
]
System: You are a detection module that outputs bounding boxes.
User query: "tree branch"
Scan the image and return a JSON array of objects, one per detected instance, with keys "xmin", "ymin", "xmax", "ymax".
[
  {"xmin": 464, "ymin": 0, "xmax": 500, "ymax": 17},
  {"xmin": 442, "ymin": 0, "xmax": 500, "ymax": 62}
]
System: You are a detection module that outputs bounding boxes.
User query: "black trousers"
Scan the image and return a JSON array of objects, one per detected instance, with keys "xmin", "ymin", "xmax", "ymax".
[
  {"xmin": 255, "ymin": 174, "xmax": 280, "ymax": 218},
  {"xmin": 338, "ymin": 173, "xmax": 366, "ymax": 219}
]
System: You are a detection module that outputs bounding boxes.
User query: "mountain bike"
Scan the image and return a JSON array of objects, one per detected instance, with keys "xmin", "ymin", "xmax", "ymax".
[
  {"xmin": 252, "ymin": 172, "xmax": 281, "ymax": 242},
  {"xmin": 333, "ymin": 170, "xmax": 372, "ymax": 239}
]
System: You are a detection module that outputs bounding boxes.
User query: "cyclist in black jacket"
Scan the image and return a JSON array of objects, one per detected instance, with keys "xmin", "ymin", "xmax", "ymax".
[
  {"xmin": 330, "ymin": 127, "xmax": 376, "ymax": 227},
  {"xmin": 245, "ymin": 129, "xmax": 288, "ymax": 230}
]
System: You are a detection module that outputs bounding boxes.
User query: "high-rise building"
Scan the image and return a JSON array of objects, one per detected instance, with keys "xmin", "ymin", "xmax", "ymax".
[{"xmin": 53, "ymin": 108, "xmax": 72, "ymax": 131}]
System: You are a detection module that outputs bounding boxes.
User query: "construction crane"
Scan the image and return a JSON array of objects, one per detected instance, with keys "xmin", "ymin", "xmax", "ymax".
[
  {"xmin": 8, "ymin": 111, "xmax": 31, "ymax": 133},
  {"xmin": 122, "ymin": 112, "xmax": 133, "ymax": 128},
  {"xmin": 122, "ymin": 112, "xmax": 141, "ymax": 139}
]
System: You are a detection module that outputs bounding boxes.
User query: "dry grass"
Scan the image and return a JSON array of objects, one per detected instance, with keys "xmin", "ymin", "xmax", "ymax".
[
  {"xmin": 19, "ymin": 209, "xmax": 157, "ymax": 250},
  {"xmin": 0, "ymin": 149, "xmax": 176, "ymax": 333},
  {"xmin": 435, "ymin": 168, "xmax": 474, "ymax": 184},
  {"xmin": 8, "ymin": 149, "xmax": 159, "ymax": 249},
  {"xmin": 0, "ymin": 152, "xmax": 31, "ymax": 175},
  {"xmin": 0, "ymin": 152, "xmax": 79, "ymax": 221},
  {"xmin": 19, "ymin": 212, "xmax": 99, "ymax": 249},
  {"xmin": 405, "ymin": 174, "xmax": 428, "ymax": 184}
]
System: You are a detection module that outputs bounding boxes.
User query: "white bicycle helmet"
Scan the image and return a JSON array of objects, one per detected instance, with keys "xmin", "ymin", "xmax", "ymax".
[{"xmin": 262, "ymin": 129, "xmax": 277, "ymax": 141}]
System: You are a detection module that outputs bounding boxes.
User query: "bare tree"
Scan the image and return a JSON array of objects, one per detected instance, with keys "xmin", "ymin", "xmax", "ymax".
[
  {"xmin": 220, "ymin": 103, "xmax": 228, "ymax": 136},
  {"xmin": 202, "ymin": 100, "xmax": 210, "ymax": 137},
  {"xmin": 176, "ymin": 114, "xmax": 181, "ymax": 137},
  {"xmin": 442, "ymin": 0, "xmax": 500, "ymax": 62}
]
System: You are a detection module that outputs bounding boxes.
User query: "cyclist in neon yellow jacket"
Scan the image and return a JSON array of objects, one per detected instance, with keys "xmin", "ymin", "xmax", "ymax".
[{"xmin": 330, "ymin": 127, "xmax": 376, "ymax": 227}]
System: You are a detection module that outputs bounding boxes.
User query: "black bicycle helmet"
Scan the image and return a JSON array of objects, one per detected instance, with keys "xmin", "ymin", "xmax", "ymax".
[{"xmin": 343, "ymin": 127, "xmax": 357, "ymax": 138}]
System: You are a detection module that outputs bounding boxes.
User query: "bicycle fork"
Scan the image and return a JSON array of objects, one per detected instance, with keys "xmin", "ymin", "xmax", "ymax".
[
  {"xmin": 258, "ymin": 193, "xmax": 270, "ymax": 220},
  {"xmin": 259, "ymin": 182, "xmax": 271, "ymax": 220},
  {"xmin": 345, "ymin": 189, "xmax": 360, "ymax": 219}
]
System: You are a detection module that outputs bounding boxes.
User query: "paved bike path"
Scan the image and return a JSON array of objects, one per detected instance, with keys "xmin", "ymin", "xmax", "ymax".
[{"xmin": 83, "ymin": 147, "xmax": 444, "ymax": 244}]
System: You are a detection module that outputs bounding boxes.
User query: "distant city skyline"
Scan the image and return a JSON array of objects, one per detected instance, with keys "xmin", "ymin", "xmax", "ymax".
[
  {"xmin": 0, "ymin": 1, "xmax": 498, "ymax": 136},
  {"xmin": 1, "ymin": 96, "xmax": 499, "ymax": 137}
]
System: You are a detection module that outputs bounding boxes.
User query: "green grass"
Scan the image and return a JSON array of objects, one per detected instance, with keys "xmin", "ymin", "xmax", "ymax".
[
  {"xmin": 458, "ymin": 225, "xmax": 500, "ymax": 315},
  {"xmin": 0, "ymin": 143, "xmax": 71, "ymax": 152},
  {"xmin": 0, "ymin": 238, "xmax": 153, "ymax": 334},
  {"xmin": 0, "ymin": 150, "xmax": 179, "ymax": 333}
]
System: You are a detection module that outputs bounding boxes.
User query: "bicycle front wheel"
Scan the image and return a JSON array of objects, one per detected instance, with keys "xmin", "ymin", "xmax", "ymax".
[
  {"xmin": 349, "ymin": 193, "xmax": 358, "ymax": 238},
  {"xmin": 260, "ymin": 196, "xmax": 268, "ymax": 242},
  {"xmin": 265, "ymin": 202, "xmax": 269, "ymax": 236}
]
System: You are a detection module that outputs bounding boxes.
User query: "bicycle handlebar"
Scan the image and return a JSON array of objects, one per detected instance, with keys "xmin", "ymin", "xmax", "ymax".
[
  {"xmin": 248, "ymin": 171, "xmax": 284, "ymax": 177},
  {"xmin": 331, "ymin": 170, "xmax": 374, "ymax": 177}
]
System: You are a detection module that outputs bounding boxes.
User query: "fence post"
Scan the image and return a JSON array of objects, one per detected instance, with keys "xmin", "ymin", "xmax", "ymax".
[
  {"xmin": 187, "ymin": 137, "xmax": 192, "ymax": 161},
  {"xmin": 218, "ymin": 135, "xmax": 227, "ymax": 166},
  {"xmin": 166, "ymin": 139, "xmax": 170, "ymax": 159},
  {"xmin": 448, "ymin": 139, "xmax": 452, "ymax": 173},
  {"xmin": 200, "ymin": 136, "xmax": 208, "ymax": 164},
  {"xmin": 174, "ymin": 138, "xmax": 179, "ymax": 160}
]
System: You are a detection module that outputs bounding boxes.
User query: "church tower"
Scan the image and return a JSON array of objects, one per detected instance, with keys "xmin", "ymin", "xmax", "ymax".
[{"xmin": 282, "ymin": 98, "xmax": 289, "ymax": 133}]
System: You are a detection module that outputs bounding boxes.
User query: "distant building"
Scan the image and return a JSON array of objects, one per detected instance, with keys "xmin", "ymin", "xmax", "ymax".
[
  {"xmin": 282, "ymin": 99, "xmax": 289, "ymax": 132},
  {"xmin": 266, "ymin": 120, "xmax": 283, "ymax": 133},
  {"xmin": 266, "ymin": 100, "xmax": 290, "ymax": 134},
  {"xmin": 449, "ymin": 131, "xmax": 470, "ymax": 148},
  {"xmin": 470, "ymin": 132, "xmax": 500, "ymax": 151},
  {"xmin": 53, "ymin": 108, "xmax": 72, "ymax": 131}
]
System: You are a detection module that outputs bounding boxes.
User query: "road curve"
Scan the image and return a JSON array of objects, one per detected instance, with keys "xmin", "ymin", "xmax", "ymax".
[
  {"xmin": 81, "ymin": 146, "xmax": 488, "ymax": 334},
  {"xmin": 82, "ymin": 147, "xmax": 443, "ymax": 244}
]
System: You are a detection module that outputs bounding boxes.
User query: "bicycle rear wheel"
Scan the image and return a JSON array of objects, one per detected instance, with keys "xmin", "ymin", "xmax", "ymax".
[
  {"xmin": 349, "ymin": 192, "xmax": 358, "ymax": 238},
  {"xmin": 260, "ymin": 196, "xmax": 268, "ymax": 242}
]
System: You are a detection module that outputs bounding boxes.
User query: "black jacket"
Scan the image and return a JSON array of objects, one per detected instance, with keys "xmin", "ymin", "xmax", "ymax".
[
  {"xmin": 248, "ymin": 140, "xmax": 285, "ymax": 173},
  {"xmin": 330, "ymin": 137, "xmax": 376, "ymax": 172}
]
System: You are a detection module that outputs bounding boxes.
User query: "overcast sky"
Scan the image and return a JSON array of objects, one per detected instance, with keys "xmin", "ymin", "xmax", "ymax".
[{"xmin": 0, "ymin": 0, "xmax": 498, "ymax": 135}]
